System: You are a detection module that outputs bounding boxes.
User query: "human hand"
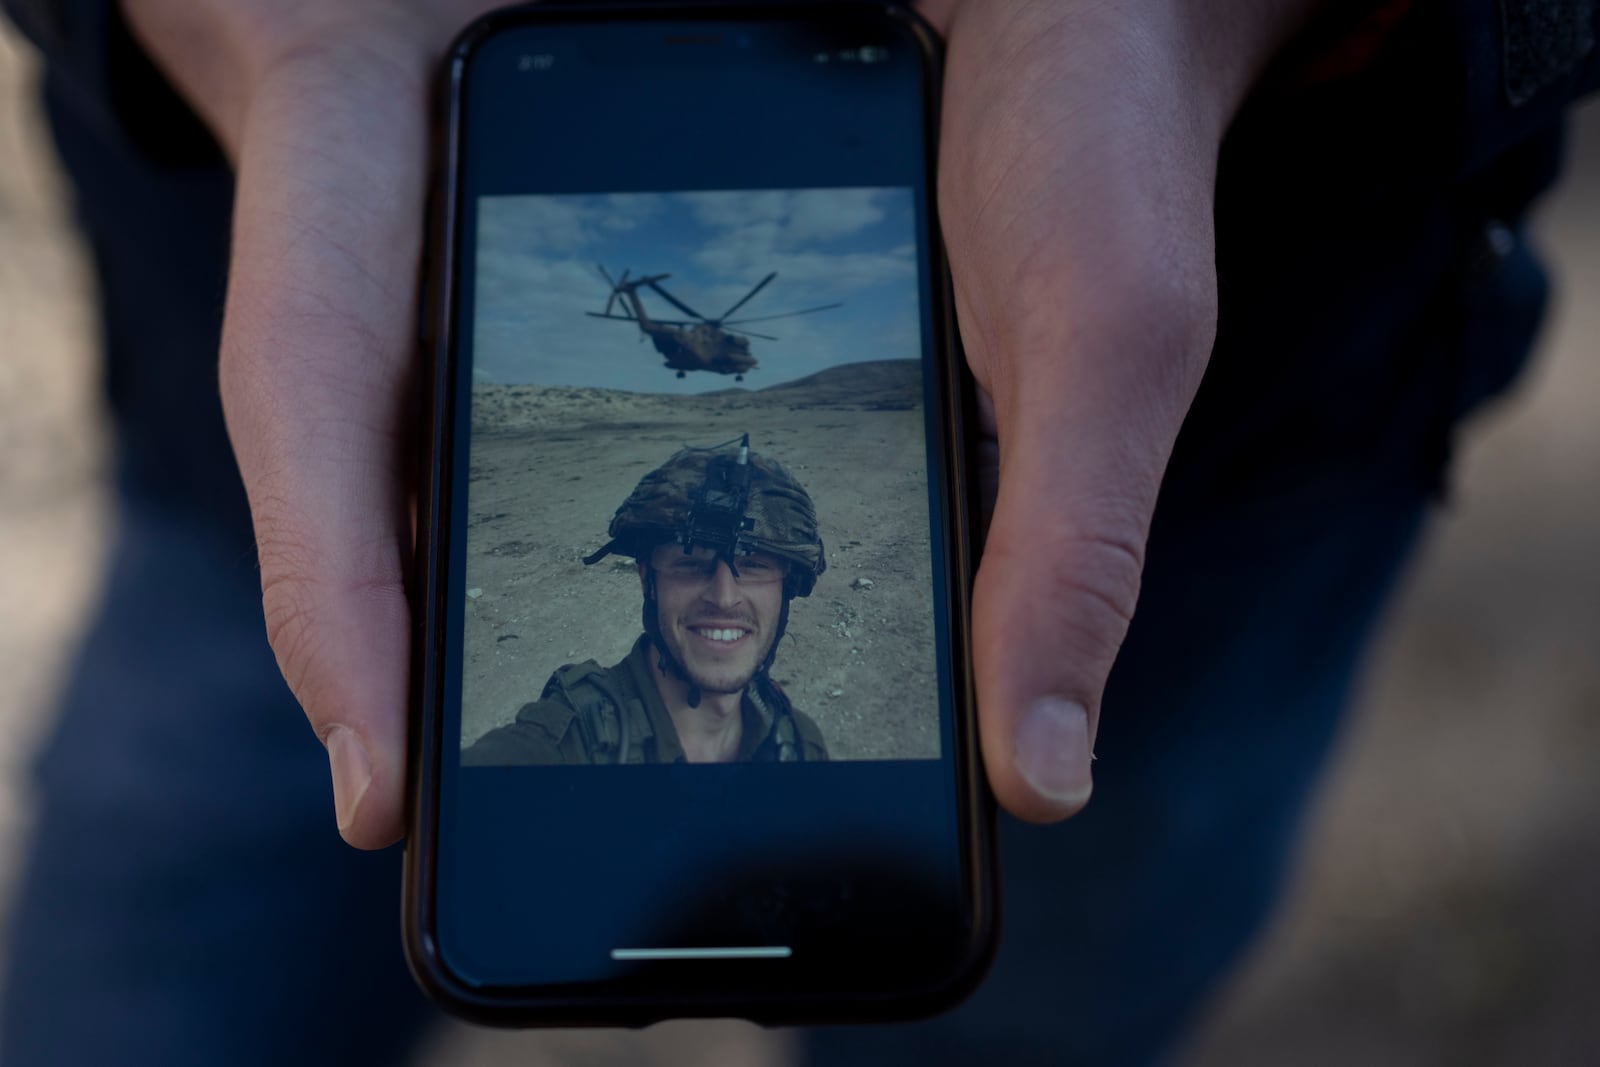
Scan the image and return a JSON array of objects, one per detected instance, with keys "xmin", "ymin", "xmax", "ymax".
[
  {"xmin": 123, "ymin": 0, "xmax": 1321, "ymax": 848},
  {"xmin": 122, "ymin": 0, "xmax": 501, "ymax": 847},
  {"xmin": 917, "ymin": 0, "xmax": 1322, "ymax": 821}
]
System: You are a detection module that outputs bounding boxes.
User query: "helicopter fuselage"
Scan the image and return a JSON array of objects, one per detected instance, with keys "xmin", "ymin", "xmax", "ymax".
[
  {"xmin": 621, "ymin": 290, "xmax": 758, "ymax": 378},
  {"xmin": 641, "ymin": 323, "xmax": 756, "ymax": 375}
]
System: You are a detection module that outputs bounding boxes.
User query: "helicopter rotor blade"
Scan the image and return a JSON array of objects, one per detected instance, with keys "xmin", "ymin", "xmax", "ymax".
[
  {"xmin": 586, "ymin": 313, "xmax": 704, "ymax": 327},
  {"xmin": 717, "ymin": 272, "xmax": 777, "ymax": 321},
  {"xmin": 725, "ymin": 328, "xmax": 780, "ymax": 341},
  {"xmin": 597, "ymin": 265, "xmax": 619, "ymax": 315},
  {"xmin": 723, "ymin": 302, "xmax": 843, "ymax": 325},
  {"xmin": 645, "ymin": 280, "xmax": 709, "ymax": 322},
  {"xmin": 614, "ymin": 317, "xmax": 697, "ymax": 326}
]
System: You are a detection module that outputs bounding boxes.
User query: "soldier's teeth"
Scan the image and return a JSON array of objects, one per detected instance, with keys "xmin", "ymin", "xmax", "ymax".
[{"xmin": 700, "ymin": 628, "xmax": 745, "ymax": 642}]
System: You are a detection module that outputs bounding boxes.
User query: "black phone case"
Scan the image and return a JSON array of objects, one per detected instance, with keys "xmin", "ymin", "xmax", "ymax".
[{"xmin": 402, "ymin": 1, "xmax": 994, "ymax": 1026}]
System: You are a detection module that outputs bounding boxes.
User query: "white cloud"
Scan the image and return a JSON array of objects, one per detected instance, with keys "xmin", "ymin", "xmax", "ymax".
[
  {"xmin": 675, "ymin": 188, "xmax": 889, "ymax": 247},
  {"xmin": 784, "ymin": 189, "xmax": 886, "ymax": 244},
  {"xmin": 479, "ymin": 194, "xmax": 666, "ymax": 256}
]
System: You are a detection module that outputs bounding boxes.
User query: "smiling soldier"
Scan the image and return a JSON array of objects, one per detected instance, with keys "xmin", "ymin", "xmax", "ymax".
[{"xmin": 465, "ymin": 436, "xmax": 829, "ymax": 765}]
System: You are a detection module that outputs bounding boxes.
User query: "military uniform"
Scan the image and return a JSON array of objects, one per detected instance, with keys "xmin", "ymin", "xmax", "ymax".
[{"xmin": 464, "ymin": 635, "xmax": 829, "ymax": 765}]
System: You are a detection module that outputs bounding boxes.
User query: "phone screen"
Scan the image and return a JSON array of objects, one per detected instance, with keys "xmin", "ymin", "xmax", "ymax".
[{"xmin": 416, "ymin": 5, "xmax": 988, "ymax": 1017}]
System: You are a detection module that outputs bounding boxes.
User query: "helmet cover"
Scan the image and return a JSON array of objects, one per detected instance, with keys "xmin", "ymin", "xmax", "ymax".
[{"xmin": 583, "ymin": 437, "xmax": 826, "ymax": 597}]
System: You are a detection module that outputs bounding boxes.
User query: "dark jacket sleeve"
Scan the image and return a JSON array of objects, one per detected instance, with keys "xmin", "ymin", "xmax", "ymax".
[
  {"xmin": 1235, "ymin": 1, "xmax": 1599, "ymax": 183},
  {"xmin": 3, "ymin": 0, "xmax": 220, "ymax": 166},
  {"xmin": 461, "ymin": 700, "xmax": 584, "ymax": 766},
  {"xmin": 1432, "ymin": 0, "xmax": 1600, "ymax": 176}
]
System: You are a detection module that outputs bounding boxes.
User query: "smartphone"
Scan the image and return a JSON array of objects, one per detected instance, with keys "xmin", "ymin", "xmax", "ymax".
[{"xmin": 404, "ymin": 1, "xmax": 993, "ymax": 1026}]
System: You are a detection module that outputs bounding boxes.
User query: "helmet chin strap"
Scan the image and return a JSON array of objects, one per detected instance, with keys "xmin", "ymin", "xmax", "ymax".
[
  {"xmin": 641, "ymin": 568, "xmax": 702, "ymax": 708},
  {"xmin": 762, "ymin": 598, "xmax": 790, "ymax": 674},
  {"xmin": 664, "ymin": 652, "xmax": 704, "ymax": 711}
]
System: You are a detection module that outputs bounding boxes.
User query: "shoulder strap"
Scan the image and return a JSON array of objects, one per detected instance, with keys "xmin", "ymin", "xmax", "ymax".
[
  {"xmin": 544, "ymin": 660, "xmax": 640, "ymax": 764},
  {"xmin": 750, "ymin": 674, "xmax": 810, "ymax": 762}
]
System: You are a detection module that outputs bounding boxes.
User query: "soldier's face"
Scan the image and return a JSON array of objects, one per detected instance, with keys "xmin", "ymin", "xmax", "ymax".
[{"xmin": 644, "ymin": 545, "xmax": 786, "ymax": 695}]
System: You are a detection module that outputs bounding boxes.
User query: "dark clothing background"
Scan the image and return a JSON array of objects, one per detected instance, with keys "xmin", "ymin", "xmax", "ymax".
[{"xmin": 2, "ymin": 1, "xmax": 1597, "ymax": 1064}]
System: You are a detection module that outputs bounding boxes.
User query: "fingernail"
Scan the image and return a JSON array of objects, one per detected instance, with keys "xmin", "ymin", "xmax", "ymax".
[
  {"xmin": 325, "ymin": 725, "xmax": 372, "ymax": 833},
  {"xmin": 1014, "ymin": 697, "xmax": 1093, "ymax": 809}
]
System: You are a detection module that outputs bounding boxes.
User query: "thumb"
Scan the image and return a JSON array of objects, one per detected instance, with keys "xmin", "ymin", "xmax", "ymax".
[
  {"xmin": 219, "ymin": 44, "xmax": 434, "ymax": 849},
  {"xmin": 932, "ymin": 1, "xmax": 1234, "ymax": 824},
  {"xmin": 967, "ymin": 278, "xmax": 1215, "ymax": 822}
]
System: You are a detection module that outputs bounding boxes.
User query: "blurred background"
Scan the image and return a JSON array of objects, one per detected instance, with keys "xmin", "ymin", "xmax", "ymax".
[{"xmin": 3, "ymin": 18, "xmax": 1597, "ymax": 1066}]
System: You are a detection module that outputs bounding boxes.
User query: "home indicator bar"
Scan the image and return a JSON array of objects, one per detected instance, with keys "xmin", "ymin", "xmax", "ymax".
[{"xmin": 610, "ymin": 946, "xmax": 793, "ymax": 961}]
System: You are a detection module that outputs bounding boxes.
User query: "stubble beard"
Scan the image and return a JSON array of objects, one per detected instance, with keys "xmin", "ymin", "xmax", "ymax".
[
  {"xmin": 684, "ymin": 634, "xmax": 775, "ymax": 695},
  {"xmin": 662, "ymin": 620, "xmax": 776, "ymax": 697}
]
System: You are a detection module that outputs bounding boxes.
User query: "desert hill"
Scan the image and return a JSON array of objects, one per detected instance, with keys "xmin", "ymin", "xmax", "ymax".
[{"xmin": 471, "ymin": 359, "xmax": 922, "ymax": 435}]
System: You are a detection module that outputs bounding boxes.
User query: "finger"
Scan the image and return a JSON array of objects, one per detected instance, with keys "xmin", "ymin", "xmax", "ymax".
[
  {"xmin": 970, "ymin": 272, "xmax": 1217, "ymax": 822},
  {"xmin": 937, "ymin": 7, "xmax": 1222, "ymax": 823},
  {"xmin": 219, "ymin": 39, "xmax": 435, "ymax": 849}
]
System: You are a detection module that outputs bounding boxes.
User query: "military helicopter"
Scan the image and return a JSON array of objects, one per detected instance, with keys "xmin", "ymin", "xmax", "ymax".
[{"xmin": 588, "ymin": 265, "xmax": 841, "ymax": 381}]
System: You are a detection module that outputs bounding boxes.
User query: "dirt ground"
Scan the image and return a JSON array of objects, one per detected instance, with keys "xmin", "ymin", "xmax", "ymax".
[
  {"xmin": 2, "ymin": 19, "xmax": 1599, "ymax": 1067},
  {"xmin": 458, "ymin": 362, "xmax": 940, "ymax": 760}
]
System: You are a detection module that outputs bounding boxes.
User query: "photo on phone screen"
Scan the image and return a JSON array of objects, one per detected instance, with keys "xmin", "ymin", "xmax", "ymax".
[{"xmin": 458, "ymin": 188, "xmax": 941, "ymax": 765}]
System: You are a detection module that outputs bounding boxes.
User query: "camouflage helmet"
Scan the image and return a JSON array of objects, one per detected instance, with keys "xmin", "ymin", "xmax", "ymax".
[{"xmin": 582, "ymin": 435, "xmax": 826, "ymax": 597}]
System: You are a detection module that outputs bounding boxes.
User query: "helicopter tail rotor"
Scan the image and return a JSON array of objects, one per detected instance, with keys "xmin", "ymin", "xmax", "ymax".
[{"xmin": 600, "ymin": 265, "xmax": 647, "ymax": 317}]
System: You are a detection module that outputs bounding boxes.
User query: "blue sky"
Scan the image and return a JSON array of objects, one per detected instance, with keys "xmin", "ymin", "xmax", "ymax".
[{"xmin": 472, "ymin": 188, "xmax": 920, "ymax": 393}]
